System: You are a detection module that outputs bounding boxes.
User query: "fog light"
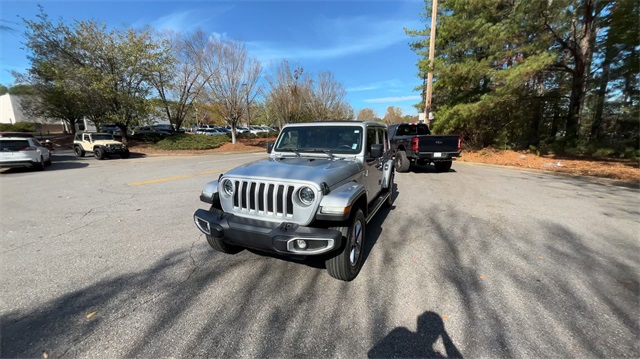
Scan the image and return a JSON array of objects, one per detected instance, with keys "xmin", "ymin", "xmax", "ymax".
[{"xmin": 296, "ymin": 239, "xmax": 307, "ymax": 249}]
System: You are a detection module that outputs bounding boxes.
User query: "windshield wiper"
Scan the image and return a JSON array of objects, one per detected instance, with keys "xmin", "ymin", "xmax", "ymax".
[
  {"xmin": 278, "ymin": 148, "xmax": 301, "ymax": 157},
  {"xmin": 304, "ymin": 149, "xmax": 336, "ymax": 159}
]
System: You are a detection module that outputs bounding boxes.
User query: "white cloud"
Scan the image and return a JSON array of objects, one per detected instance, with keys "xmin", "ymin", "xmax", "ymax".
[
  {"xmin": 246, "ymin": 15, "xmax": 421, "ymax": 62},
  {"xmin": 133, "ymin": 6, "xmax": 233, "ymax": 32},
  {"xmin": 364, "ymin": 95, "xmax": 421, "ymax": 103},
  {"xmin": 346, "ymin": 85, "xmax": 379, "ymax": 92},
  {"xmin": 347, "ymin": 79, "xmax": 405, "ymax": 93}
]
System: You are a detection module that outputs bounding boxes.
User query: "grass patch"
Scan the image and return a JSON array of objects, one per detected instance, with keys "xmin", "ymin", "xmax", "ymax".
[
  {"xmin": 0, "ymin": 122, "xmax": 37, "ymax": 132},
  {"xmin": 153, "ymin": 134, "xmax": 230, "ymax": 150}
]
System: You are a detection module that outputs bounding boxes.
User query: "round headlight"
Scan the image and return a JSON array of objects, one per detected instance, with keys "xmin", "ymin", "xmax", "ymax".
[
  {"xmin": 222, "ymin": 179, "xmax": 234, "ymax": 196},
  {"xmin": 298, "ymin": 187, "xmax": 315, "ymax": 206}
]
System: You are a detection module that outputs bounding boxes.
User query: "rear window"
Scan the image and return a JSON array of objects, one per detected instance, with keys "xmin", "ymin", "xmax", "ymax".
[
  {"xmin": 396, "ymin": 124, "xmax": 431, "ymax": 136},
  {"xmin": 0, "ymin": 140, "xmax": 30, "ymax": 151}
]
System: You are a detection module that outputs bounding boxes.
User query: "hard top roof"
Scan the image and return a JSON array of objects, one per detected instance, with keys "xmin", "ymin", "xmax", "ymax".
[
  {"xmin": 77, "ymin": 132, "xmax": 113, "ymax": 136},
  {"xmin": 283, "ymin": 120, "xmax": 386, "ymax": 128}
]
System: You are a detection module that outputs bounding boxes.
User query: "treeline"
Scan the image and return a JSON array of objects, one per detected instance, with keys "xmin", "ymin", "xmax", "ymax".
[
  {"xmin": 407, "ymin": 0, "xmax": 638, "ymax": 156},
  {"xmin": 10, "ymin": 7, "xmax": 353, "ymax": 143}
]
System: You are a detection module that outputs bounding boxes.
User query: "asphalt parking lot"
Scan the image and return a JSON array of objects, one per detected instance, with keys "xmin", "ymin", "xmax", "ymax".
[{"xmin": 1, "ymin": 150, "xmax": 638, "ymax": 358}]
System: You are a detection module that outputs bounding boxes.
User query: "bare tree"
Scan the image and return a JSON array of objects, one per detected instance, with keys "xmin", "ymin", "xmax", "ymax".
[
  {"xmin": 151, "ymin": 30, "xmax": 211, "ymax": 131},
  {"xmin": 307, "ymin": 72, "xmax": 351, "ymax": 121},
  {"xmin": 383, "ymin": 106, "xmax": 403, "ymax": 125},
  {"xmin": 357, "ymin": 108, "xmax": 378, "ymax": 121},
  {"xmin": 264, "ymin": 60, "xmax": 312, "ymax": 128},
  {"xmin": 201, "ymin": 38, "xmax": 261, "ymax": 144}
]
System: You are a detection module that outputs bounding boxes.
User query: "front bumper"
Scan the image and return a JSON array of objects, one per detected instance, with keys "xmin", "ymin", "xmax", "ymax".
[
  {"xmin": 194, "ymin": 208, "xmax": 342, "ymax": 255},
  {"xmin": 414, "ymin": 151, "xmax": 461, "ymax": 161},
  {"xmin": 104, "ymin": 147, "xmax": 128, "ymax": 154},
  {"xmin": 0, "ymin": 159, "xmax": 39, "ymax": 168}
]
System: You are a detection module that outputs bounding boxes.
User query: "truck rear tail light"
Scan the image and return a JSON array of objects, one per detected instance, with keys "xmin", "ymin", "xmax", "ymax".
[
  {"xmin": 19, "ymin": 147, "xmax": 37, "ymax": 151},
  {"xmin": 457, "ymin": 137, "xmax": 462, "ymax": 150},
  {"xmin": 412, "ymin": 137, "xmax": 419, "ymax": 152}
]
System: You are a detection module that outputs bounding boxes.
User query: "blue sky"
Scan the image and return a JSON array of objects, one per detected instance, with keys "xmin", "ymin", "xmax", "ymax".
[{"xmin": 0, "ymin": 0, "xmax": 427, "ymax": 118}]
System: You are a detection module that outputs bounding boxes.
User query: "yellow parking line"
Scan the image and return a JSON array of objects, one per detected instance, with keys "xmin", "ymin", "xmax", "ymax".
[{"xmin": 128, "ymin": 168, "xmax": 233, "ymax": 186}]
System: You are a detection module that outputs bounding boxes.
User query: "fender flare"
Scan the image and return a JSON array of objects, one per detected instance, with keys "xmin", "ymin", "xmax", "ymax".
[
  {"xmin": 199, "ymin": 180, "xmax": 220, "ymax": 204},
  {"xmin": 316, "ymin": 181, "xmax": 366, "ymax": 220}
]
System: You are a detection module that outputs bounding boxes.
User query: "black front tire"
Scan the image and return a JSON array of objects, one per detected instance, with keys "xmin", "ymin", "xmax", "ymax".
[
  {"xmin": 434, "ymin": 161, "xmax": 452, "ymax": 172},
  {"xmin": 94, "ymin": 148, "xmax": 105, "ymax": 160},
  {"xmin": 74, "ymin": 146, "xmax": 85, "ymax": 157},
  {"xmin": 325, "ymin": 209, "xmax": 366, "ymax": 281},
  {"xmin": 205, "ymin": 205, "xmax": 243, "ymax": 254},
  {"xmin": 395, "ymin": 151, "xmax": 411, "ymax": 173},
  {"xmin": 45, "ymin": 156, "xmax": 52, "ymax": 166},
  {"xmin": 205, "ymin": 234, "xmax": 244, "ymax": 254}
]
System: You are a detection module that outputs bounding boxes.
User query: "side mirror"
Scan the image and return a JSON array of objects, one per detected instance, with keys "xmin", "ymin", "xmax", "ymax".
[
  {"xmin": 370, "ymin": 143, "xmax": 383, "ymax": 158},
  {"xmin": 267, "ymin": 141, "xmax": 274, "ymax": 153}
]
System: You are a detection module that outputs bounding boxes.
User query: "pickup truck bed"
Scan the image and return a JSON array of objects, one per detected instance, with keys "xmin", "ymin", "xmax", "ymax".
[{"xmin": 388, "ymin": 123, "xmax": 461, "ymax": 172}]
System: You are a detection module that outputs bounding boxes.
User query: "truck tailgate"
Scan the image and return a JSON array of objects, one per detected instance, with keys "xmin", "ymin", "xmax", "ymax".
[{"xmin": 417, "ymin": 135, "xmax": 459, "ymax": 153}]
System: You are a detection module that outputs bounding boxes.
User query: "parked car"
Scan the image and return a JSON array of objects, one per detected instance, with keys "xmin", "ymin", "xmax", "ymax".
[
  {"xmin": 0, "ymin": 136, "xmax": 52, "ymax": 170},
  {"xmin": 130, "ymin": 126, "xmax": 172, "ymax": 137},
  {"xmin": 197, "ymin": 128, "xmax": 226, "ymax": 136},
  {"xmin": 193, "ymin": 121, "xmax": 395, "ymax": 281},
  {"xmin": 153, "ymin": 124, "xmax": 175, "ymax": 134},
  {"xmin": 226, "ymin": 125, "xmax": 249, "ymax": 134},
  {"xmin": 73, "ymin": 132, "xmax": 129, "ymax": 160},
  {"xmin": 101, "ymin": 124, "xmax": 123, "ymax": 137},
  {"xmin": 388, "ymin": 122, "xmax": 462, "ymax": 172},
  {"xmin": 248, "ymin": 125, "xmax": 269, "ymax": 135}
]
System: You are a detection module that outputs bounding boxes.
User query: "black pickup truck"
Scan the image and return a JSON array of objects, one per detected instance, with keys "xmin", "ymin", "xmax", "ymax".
[{"xmin": 388, "ymin": 123, "xmax": 461, "ymax": 172}]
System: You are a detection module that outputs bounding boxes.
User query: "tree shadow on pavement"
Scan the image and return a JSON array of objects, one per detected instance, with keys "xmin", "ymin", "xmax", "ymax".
[{"xmin": 368, "ymin": 311, "xmax": 463, "ymax": 358}]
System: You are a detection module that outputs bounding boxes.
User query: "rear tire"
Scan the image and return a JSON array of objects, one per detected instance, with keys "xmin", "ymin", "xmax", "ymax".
[
  {"xmin": 434, "ymin": 161, "xmax": 452, "ymax": 172},
  {"xmin": 35, "ymin": 156, "xmax": 45, "ymax": 171},
  {"xmin": 395, "ymin": 151, "xmax": 410, "ymax": 173},
  {"xmin": 74, "ymin": 146, "xmax": 85, "ymax": 157},
  {"xmin": 325, "ymin": 209, "xmax": 366, "ymax": 281},
  {"xmin": 120, "ymin": 150, "xmax": 130, "ymax": 159}
]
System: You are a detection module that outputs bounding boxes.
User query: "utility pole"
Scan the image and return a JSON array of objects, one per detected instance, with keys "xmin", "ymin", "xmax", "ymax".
[{"xmin": 424, "ymin": 0, "xmax": 438, "ymax": 124}]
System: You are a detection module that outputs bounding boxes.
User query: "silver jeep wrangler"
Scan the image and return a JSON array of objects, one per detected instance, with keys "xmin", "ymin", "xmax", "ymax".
[{"xmin": 193, "ymin": 121, "xmax": 395, "ymax": 281}]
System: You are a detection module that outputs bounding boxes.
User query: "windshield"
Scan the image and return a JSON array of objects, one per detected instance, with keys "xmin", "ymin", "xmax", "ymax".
[
  {"xmin": 274, "ymin": 125, "xmax": 362, "ymax": 155},
  {"xmin": 91, "ymin": 134, "xmax": 115, "ymax": 141}
]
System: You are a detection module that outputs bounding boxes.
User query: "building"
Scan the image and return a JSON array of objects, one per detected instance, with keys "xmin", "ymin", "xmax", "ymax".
[{"xmin": 0, "ymin": 93, "xmax": 69, "ymax": 132}]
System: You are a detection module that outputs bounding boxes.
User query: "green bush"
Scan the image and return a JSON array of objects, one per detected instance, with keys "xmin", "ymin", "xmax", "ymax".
[
  {"xmin": 131, "ymin": 133, "xmax": 166, "ymax": 143},
  {"xmin": 0, "ymin": 122, "xmax": 37, "ymax": 132},
  {"xmin": 153, "ymin": 133, "xmax": 230, "ymax": 150},
  {"xmin": 592, "ymin": 147, "xmax": 616, "ymax": 158},
  {"xmin": 236, "ymin": 131, "xmax": 277, "ymax": 139}
]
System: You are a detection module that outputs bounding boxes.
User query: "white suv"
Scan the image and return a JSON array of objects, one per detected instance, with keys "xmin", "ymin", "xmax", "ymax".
[{"xmin": 0, "ymin": 136, "xmax": 52, "ymax": 171}]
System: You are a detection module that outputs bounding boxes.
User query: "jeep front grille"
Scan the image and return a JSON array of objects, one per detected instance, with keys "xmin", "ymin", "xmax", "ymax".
[{"xmin": 233, "ymin": 180, "xmax": 295, "ymax": 217}]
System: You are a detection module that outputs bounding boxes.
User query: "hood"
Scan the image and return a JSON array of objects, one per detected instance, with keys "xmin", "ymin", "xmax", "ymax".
[
  {"xmin": 225, "ymin": 156, "xmax": 361, "ymax": 186},
  {"xmin": 94, "ymin": 140, "xmax": 124, "ymax": 146}
]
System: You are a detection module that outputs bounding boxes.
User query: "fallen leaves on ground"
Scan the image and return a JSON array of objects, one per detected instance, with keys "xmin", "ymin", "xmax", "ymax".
[{"xmin": 459, "ymin": 149, "xmax": 640, "ymax": 182}]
